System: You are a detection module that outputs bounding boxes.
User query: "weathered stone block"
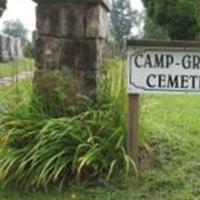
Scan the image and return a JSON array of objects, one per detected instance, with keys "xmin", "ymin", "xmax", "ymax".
[
  {"xmin": 33, "ymin": 69, "xmax": 98, "ymax": 108},
  {"xmin": 86, "ymin": 5, "xmax": 108, "ymax": 38},
  {"xmin": 77, "ymin": 70, "xmax": 98, "ymax": 98},
  {"xmin": 36, "ymin": 2, "xmax": 108, "ymax": 39},
  {"xmin": 34, "ymin": 69, "xmax": 80, "ymax": 105},
  {"xmin": 60, "ymin": 39, "xmax": 105, "ymax": 70},
  {"xmin": 33, "ymin": 0, "xmax": 111, "ymax": 12},
  {"xmin": 36, "ymin": 3, "xmax": 85, "ymax": 38},
  {"xmin": 35, "ymin": 36, "xmax": 105, "ymax": 70}
]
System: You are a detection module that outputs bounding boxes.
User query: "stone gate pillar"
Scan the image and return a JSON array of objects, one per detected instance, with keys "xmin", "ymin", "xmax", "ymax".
[{"xmin": 32, "ymin": 0, "xmax": 110, "ymax": 113}]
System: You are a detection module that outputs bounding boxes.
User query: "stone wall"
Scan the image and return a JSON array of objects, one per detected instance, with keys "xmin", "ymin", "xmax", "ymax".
[{"xmin": 33, "ymin": 0, "xmax": 110, "ymax": 113}]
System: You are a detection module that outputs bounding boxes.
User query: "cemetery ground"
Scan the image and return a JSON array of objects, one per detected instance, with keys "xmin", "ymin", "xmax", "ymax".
[
  {"xmin": 0, "ymin": 60, "xmax": 200, "ymax": 199},
  {"xmin": 0, "ymin": 59, "xmax": 33, "ymax": 78}
]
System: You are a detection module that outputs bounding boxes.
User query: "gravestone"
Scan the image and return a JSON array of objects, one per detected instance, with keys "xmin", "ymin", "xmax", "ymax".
[
  {"xmin": 0, "ymin": 33, "xmax": 24, "ymax": 61},
  {"xmin": 13, "ymin": 38, "xmax": 24, "ymax": 60},
  {"xmin": 32, "ymin": 0, "xmax": 110, "ymax": 113},
  {"xmin": 0, "ymin": 33, "xmax": 9, "ymax": 61},
  {"xmin": 9, "ymin": 37, "xmax": 15, "ymax": 60}
]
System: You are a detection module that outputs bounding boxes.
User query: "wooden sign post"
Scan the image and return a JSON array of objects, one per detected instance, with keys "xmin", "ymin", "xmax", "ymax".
[
  {"xmin": 127, "ymin": 39, "xmax": 200, "ymax": 168},
  {"xmin": 127, "ymin": 94, "xmax": 140, "ymax": 167}
]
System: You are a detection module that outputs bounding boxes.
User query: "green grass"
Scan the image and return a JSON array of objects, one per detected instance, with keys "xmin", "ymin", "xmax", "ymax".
[
  {"xmin": 0, "ymin": 59, "xmax": 34, "ymax": 78},
  {"xmin": 1, "ymin": 89, "xmax": 200, "ymax": 199},
  {"xmin": 1, "ymin": 60, "xmax": 200, "ymax": 199}
]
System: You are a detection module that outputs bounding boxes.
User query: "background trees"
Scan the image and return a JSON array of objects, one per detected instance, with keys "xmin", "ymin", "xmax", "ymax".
[
  {"xmin": 142, "ymin": 0, "xmax": 200, "ymax": 40},
  {"xmin": 0, "ymin": 0, "xmax": 6, "ymax": 17},
  {"xmin": 143, "ymin": 16, "xmax": 168, "ymax": 39},
  {"xmin": 110, "ymin": 0, "xmax": 134, "ymax": 48}
]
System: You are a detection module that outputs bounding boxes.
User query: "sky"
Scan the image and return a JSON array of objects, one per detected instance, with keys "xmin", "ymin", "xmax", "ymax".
[{"xmin": 0, "ymin": 0, "xmax": 144, "ymax": 39}]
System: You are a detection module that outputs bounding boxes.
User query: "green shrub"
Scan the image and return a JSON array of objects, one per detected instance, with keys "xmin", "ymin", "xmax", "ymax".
[
  {"xmin": 0, "ymin": 59, "xmax": 136, "ymax": 189},
  {"xmin": 0, "ymin": 105, "xmax": 135, "ymax": 189}
]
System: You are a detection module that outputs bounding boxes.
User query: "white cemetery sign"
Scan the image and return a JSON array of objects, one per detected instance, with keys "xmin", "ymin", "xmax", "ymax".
[
  {"xmin": 128, "ymin": 40, "xmax": 200, "ymax": 94},
  {"xmin": 126, "ymin": 40, "xmax": 200, "ymax": 167}
]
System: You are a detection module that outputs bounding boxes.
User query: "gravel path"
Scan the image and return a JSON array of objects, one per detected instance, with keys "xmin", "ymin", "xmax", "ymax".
[{"xmin": 0, "ymin": 71, "xmax": 33, "ymax": 87}]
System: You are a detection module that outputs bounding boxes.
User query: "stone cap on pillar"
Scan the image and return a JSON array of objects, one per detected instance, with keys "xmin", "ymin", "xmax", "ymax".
[{"xmin": 32, "ymin": 0, "xmax": 111, "ymax": 12}]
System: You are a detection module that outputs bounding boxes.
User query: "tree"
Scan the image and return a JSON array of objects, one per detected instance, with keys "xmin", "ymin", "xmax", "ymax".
[
  {"xmin": 23, "ymin": 41, "xmax": 34, "ymax": 58},
  {"xmin": 142, "ymin": 0, "xmax": 200, "ymax": 40},
  {"xmin": 2, "ymin": 19, "xmax": 28, "ymax": 45},
  {"xmin": 0, "ymin": 0, "xmax": 6, "ymax": 17},
  {"xmin": 143, "ymin": 16, "xmax": 169, "ymax": 39},
  {"xmin": 110, "ymin": 0, "xmax": 134, "ymax": 48}
]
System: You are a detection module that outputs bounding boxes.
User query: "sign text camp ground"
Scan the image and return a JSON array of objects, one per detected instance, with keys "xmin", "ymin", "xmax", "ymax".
[{"xmin": 128, "ymin": 40, "xmax": 200, "ymax": 94}]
